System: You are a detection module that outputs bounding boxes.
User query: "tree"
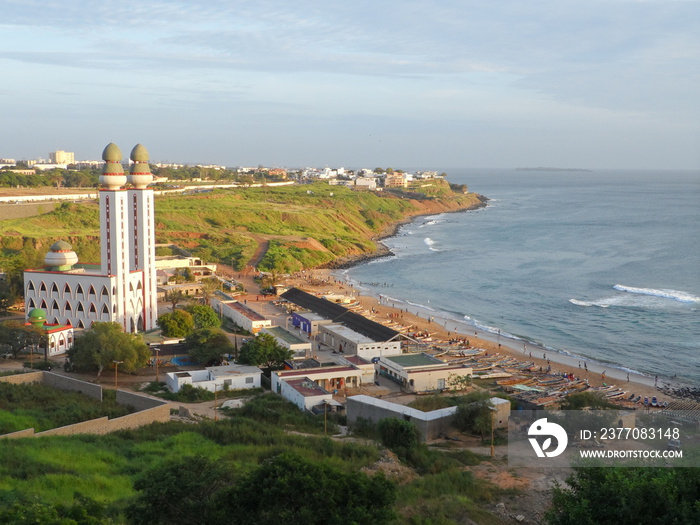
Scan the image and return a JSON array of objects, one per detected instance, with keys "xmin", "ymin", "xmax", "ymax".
[
  {"xmin": 157, "ymin": 310, "xmax": 195, "ymax": 338},
  {"xmin": 378, "ymin": 417, "xmax": 420, "ymax": 450},
  {"xmin": 66, "ymin": 321, "xmax": 150, "ymax": 376},
  {"xmin": 184, "ymin": 304, "xmax": 221, "ymax": 330},
  {"xmin": 546, "ymin": 467, "xmax": 700, "ymax": 525},
  {"xmin": 0, "ymin": 280, "xmax": 20, "ymax": 315},
  {"xmin": 452, "ymin": 391, "xmax": 493, "ymax": 439},
  {"xmin": 164, "ymin": 289, "xmax": 186, "ymax": 310},
  {"xmin": 198, "ymin": 277, "xmax": 220, "ymax": 306},
  {"xmin": 0, "ymin": 321, "xmax": 42, "ymax": 358},
  {"xmin": 212, "ymin": 453, "xmax": 396, "ymax": 525},
  {"xmin": 185, "ymin": 328, "xmax": 233, "ymax": 366},
  {"xmin": 126, "ymin": 456, "xmax": 234, "ymax": 525},
  {"xmin": 237, "ymin": 333, "xmax": 293, "ymax": 370}
]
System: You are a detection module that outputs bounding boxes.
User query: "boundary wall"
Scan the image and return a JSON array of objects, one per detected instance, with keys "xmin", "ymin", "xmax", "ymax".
[
  {"xmin": 0, "ymin": 371, "xmax": 170, "ymax": 439},
  {"xmin": 346, "ymin": 394, "xmax": 457, "ymax": 441}
]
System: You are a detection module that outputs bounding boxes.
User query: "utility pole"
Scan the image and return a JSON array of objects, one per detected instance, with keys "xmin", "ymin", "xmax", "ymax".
[
  {"xmin": 113, "ymin": 360, "xmax": 124, "ymax": 388},
  {"xmin": 154, "ymin": 347, "xmax": 160, "ymax": 383}
]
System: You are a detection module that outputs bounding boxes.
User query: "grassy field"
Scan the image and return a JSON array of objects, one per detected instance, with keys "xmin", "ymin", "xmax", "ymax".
[
  {"xmin": 0, "ymin": 383, "xmax": 134, "ymax": 434},
  {"xmin": 0, "ymin": 393, "xmax": 508, "ymax": 524},
  {"xmin": 0, "ymin": 180, "xmax": 484, "ymax": 273}
]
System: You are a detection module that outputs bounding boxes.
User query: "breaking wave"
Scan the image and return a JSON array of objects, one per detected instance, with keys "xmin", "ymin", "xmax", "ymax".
[
  {"xmin": 423, "ymin": 237, "xmax": 440, "ymax": 251},
  {"xmin": 613, "ymin": 284, "xmax": 700, "ymax": 304}
]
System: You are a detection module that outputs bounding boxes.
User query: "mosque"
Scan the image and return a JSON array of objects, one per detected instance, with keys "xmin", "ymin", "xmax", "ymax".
[{"xmin": 23, "ymin": 143, "xmax": 159, "ymax": 338}]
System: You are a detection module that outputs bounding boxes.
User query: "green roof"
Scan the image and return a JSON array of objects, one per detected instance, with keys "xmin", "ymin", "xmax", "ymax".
[{"xmin": 266, "ymin": 326, "xmax": 307, "ymax": 345}]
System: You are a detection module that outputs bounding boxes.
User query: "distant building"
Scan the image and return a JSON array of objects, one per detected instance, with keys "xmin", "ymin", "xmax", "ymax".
[
  {"xmin": 261, "ymin": 326, "xmax": 312, "ymax": 358},
  {"xmin": 384, "ymin": 173, "xmax": 408, "ymax": 188},
  {"xmin": 319, "ymin": 323, "xmax": 401, "ymax": 361},
  {"xmin": 211, "ymin": 298, "xmax": 271, "ymax": 333},
  {"xmin": 278, "ymin": 377, "xmax": 343, "ymax": 413},
  {"xmin": 165, "ymin": 364, "xmax": 262, "ymax": 393},
  {"xmin": 377, "ymin": 353, "xmax": 473, "ymax": 393},
  {"xmin": 49, "ymin": 150, "xmax": 75, "ymax": 165}
]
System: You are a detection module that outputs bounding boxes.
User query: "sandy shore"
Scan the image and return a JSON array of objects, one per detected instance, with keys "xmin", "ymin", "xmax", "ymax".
[{"xmin": 284, "ymin": 268, "xmax": 676, "ymax": 404}]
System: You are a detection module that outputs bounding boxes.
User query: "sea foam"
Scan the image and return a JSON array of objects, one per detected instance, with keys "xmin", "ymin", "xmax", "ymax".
[
  {"xmin": 423, "ymin": 237, "xmax": 440, "ymax": 251},
  {"xmin": 613, "ymin": 284, "xmax": 700, "ymax": 303}
]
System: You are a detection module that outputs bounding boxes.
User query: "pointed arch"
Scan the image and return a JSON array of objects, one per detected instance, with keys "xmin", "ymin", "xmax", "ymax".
[
  {"xmin": 64, "ymin": 283, "xmax": 72, "ymax": 296},
  {"xmin": 40, "ymin": 299, "xmax": 48, "ymax": 309},
  {"xmin": 101, "ymin": 285, "xmax": 109, "ymax": 297},
  {"xmin": 88, "ymin": 285, "xmax": 96, "ymax": 297},
  {"xmin": 138, "ymin": 313, "xmax": 145, "ymax": 332},
  {"xmin": 27, "ymin": 281, "xmax": 35, "ymax": 292},
  {"xmin": 40, "ymin": 281, "xmax": 47, "ymax": 292},
  {"xmin": 136, "ymin": 281, "xmax": 143, "ymax": 290},
  {"xmin": 129, "ymin": 317, "xmax": 136, "ymax": 333},
  {"xmin": 64, "ymin": 301, "xmax": 73, "ymax": 313},
  {"xmin": 51, "ymin": 299, "xmax": 60, "ymax": 313},
  {"xmin": 78, "ymin": 320, "xmax": 85, "ymax": 329},
  {"xmin": 129, "ymin": 282, "xmax": 134, "ymax": 292},
  {"xmin": 77, "ymin": 283, "xmax": 85, "ymax": 297},
  {"xmin": 77, "ymin": 302, "xmax": 85, "ymax": 313},
  {"xmin": 51, "ymin": 282, "xmax": 59, "ymax": 295},
  {"xmin": 27, "ymin": 298, "xmax": 36, "ymax": 309},
  {"xmin": 89, "ymin": 303, "xmax": 97, "ymax": 315}
]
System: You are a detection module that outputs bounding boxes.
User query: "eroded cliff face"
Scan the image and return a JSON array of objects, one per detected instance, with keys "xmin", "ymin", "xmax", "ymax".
[{"xmin": 324, "ymin": 193, "xmax": 488, "ymax": 269}]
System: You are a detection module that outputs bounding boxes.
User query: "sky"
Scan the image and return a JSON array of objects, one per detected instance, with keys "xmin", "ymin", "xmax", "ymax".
[{"xmin": 1, "ymin": 0, "xmax": 699, "ymax": 169}]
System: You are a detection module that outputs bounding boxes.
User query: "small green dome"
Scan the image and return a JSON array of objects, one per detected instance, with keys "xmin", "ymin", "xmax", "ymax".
[
  {"xmin": 102, "ymin": 142, "xmax": 122, "ymax": 162},
  {"xmin": 50, "ymin": 240, "xmax": 73, "ymax": 251},
  {"xmin": 28, "ymin": 308, "xmax": 47, "ymax": 320},
  {"xmin": 130, "ymin": 143, "xmax": 149, "ymax": 162}
]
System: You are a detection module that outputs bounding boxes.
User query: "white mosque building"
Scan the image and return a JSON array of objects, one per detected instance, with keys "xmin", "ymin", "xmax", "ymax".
[{"xmin": 23, "ymin": 143, "xmax": 158, "ymax": 332}]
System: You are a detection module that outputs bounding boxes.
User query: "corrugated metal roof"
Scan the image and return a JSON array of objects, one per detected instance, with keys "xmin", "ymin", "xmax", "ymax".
[{"xmin": 281, "ymin": 288, "xmax": 400, "ymax": 342}]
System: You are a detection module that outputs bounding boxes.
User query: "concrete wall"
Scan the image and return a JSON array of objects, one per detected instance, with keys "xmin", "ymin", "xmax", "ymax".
[
  {"xmin": 0, "ymin": 371, "xmax": 171, "ymax": 439},
  {"xmin": 42, "ymin": 372, "xmax": 102, "ymax": 401},
  {"xmin": 346, "ymin": 395, "xmax": 458, "ymax": 442}
]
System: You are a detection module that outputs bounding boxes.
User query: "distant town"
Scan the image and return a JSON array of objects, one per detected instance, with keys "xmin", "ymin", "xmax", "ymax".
[{"xmin": 0, "ymin": 148, "xmax": 447, "ymax": 193}]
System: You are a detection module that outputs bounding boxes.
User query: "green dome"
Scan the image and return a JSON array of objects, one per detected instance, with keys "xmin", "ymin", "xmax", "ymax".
[
  {"xmin": 50, "ymin": 240, "xmax": 73, "ymax": 251},
  {"xmin": 102, "ymin": 142, "xmax": 122, "ymax": 162},
  {"xmin": 130, "ymin": 144, "xmax": 149, "ymax": 162},
  {"xmin": 28, "ymin": 308, "xmax": 47, "ymax": 320}
]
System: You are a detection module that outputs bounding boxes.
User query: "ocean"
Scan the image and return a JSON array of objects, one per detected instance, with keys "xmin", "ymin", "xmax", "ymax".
[{"xmin": 340, "ymin": 169, "xmax": 700, "ymax": 385}]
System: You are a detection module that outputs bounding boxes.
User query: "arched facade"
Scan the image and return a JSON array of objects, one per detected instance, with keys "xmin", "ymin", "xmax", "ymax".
[{"xmin": 24, "ymin": 143, "xmax": 157, "ymax": 333}]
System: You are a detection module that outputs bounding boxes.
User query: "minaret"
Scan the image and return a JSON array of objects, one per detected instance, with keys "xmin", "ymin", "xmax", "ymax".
[
  {"xmin": 99, "ymin": 143, "xmax": 129, "ymax": 329},
  {"xmin": 127, "ymin": 144, "xmax": 158, "ymax": 330}
]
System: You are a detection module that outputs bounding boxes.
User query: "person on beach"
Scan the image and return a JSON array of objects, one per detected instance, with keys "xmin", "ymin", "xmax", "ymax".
[{"xmin": 602, "ymin": 371, "xmax": 606, "ymax": 382}]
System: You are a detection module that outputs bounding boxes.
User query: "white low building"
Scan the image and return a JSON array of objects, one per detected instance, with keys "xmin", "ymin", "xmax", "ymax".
[
  {"xmin": 212, "ymin": 298, "xmax": 271, "ymax": 334},
  {"xmin": 377, "ymin": 353, "xmax": 473, "ymax": 393},
  {"xmin": 165, "ymin": 364, "xmax": 262, "ymax": 393},
  {"xmin": 272, "ymin": 364, "xmax": 363, "ymax": 395},
  {"xmin": 279, "ymin": 377, "xmax": 333, "ymax": 412},
  {"xmin": 318, "ymin": 323, "xmax": 401, "ymax": 361}
]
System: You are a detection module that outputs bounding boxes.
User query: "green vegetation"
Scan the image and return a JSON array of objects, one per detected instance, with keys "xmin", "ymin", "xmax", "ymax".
[
  {"xmin": 141, "ymin": 381, "xmax": 263, "ymax": 403},
  {"xmin": 237, "ymin": 332, "xmax": 294, "ymax": 371},
  {"xmin": 67, "ymin": 322, "xmax": 151, "ymax": 376},
  {"xmin": 0, "ymin": 384, "xmax": 132, "ymax": 434},
  {"xmin": 184, "ymin": 327, "xmax": 233, "ymax": 365},
  {"xmin": 0, "ymin": 391, "xmax": 512, "ymax": 524},
  {"xmin": 546, "ymin": 467, "xmax": 700, "ymax": 524},
  {"xmin": 0, "ymin": 179, "xmax": 484, "ymax": 275},
  {"xmin": 156, "ymin": 309, "xmax": 194, "ymax": 338}
]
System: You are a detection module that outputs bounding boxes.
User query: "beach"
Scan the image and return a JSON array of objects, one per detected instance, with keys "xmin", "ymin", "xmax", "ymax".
[{"xmin": 283, "ymin": 268, "xmax": 675, "ymax": 405}]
